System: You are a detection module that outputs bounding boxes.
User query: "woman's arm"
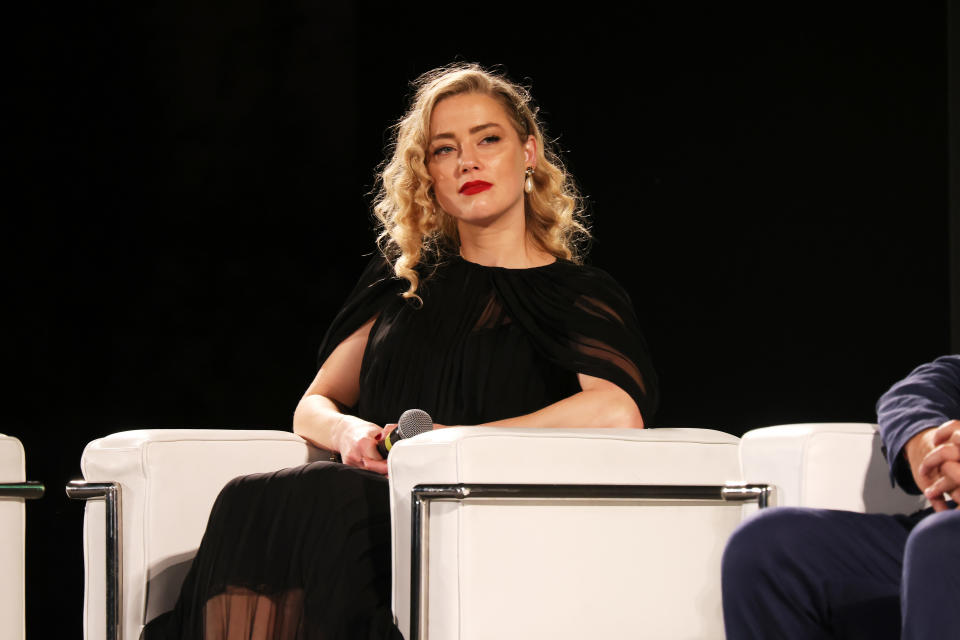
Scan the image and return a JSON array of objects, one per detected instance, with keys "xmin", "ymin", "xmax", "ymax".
[
  {"xmin": 475, "ymin": 374, "xmax": 644, "ymax": 429},
  {"xmin": 293, "ymin": 317, "xmax": 389, "ymax": 475},
  {"xmin": 380, "ymin": 374, "xmax": 643, "ymax": 441}
]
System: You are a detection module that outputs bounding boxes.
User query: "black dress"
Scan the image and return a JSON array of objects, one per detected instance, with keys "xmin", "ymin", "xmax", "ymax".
[{"xmin": 143, "ymin": 254, "xmax": 657, "ymax": 640}]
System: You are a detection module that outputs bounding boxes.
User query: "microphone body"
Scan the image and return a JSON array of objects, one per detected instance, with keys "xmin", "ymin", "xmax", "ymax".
[{"xmin": 376, "ymin": 409, "xmax": 434, "ymax": 458}]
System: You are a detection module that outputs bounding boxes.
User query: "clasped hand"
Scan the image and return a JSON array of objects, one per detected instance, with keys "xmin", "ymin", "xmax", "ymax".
[{"xmin": 917, "ymin": 419, "xmax": 960, "ymax": 512}]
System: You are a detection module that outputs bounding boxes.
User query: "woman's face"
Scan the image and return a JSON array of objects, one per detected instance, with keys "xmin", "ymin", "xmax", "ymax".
[{"xmin": 426, "ymin": 92, "xmax": 536, "ymax": 231}]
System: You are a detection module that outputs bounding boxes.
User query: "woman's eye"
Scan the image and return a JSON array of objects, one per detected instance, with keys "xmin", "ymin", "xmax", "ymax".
[
  {"xmin": 480, "ymin": 135, "xmax": 501, "ymax": 144},
  {"xmin": 432, "ymin": 145, "xmax": 455, "ymax": 157}
]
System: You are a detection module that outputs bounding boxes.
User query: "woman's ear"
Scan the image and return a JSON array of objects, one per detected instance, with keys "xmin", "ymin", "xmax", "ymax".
[{"xmin": 523, "ymin": 135, "xmax": 537, "ymax": 168}]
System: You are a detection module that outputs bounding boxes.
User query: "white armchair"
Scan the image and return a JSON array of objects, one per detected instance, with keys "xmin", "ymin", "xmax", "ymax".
[
  {"xmin": 387, "ymin": 427, "xmax": 760, "ymax": 640},
  {"xmin": 67, "ymin": 430, "xmax": 329, "ymax": 640},
  {"xmin": 70, "ymin": 423, "xmax": 917, "ymax": 640},
  {"xmin": 740, "ymin": 423, "xmax": 924, "ymax": 514},
  {"xmin": 0, "ymin": 434, "xmax": 45, "ymax": 640}
]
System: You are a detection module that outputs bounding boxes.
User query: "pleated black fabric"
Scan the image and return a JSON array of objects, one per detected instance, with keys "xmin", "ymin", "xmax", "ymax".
[
  {"xmin": 142, "ymin": 252, "xmax": 657, "ymax": 640},
  {"xmin": 143, "ymin": 462, "xmax": 402, "ymax": 640},
  {"xmin": 319, "ymin": 253, "xmax": 658, "ymax": 426}
]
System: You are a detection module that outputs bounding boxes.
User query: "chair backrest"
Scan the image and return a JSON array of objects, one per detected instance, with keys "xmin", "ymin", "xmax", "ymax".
[
  {"xmin": 78, "ymin": 429, "xmax": 321, "ymax": 640},
  {"xmin": 389, "ymin": 427, "xmax": 746, "ymax": 640},
  {"xmin": 0, "ymin": 434, "xmax": 27, "ymax": 640},
  {"xmin": 739, "ymin": 423, "xmax": 925, "ymax": 513}
]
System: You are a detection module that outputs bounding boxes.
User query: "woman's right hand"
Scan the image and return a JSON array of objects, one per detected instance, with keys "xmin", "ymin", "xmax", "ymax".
[
  {"xmin": 335, "ymin": 417, "xmax": 388, "ymax": 475},
  {"xmin": 293, "ymin": 318, "xmax": 391, "ymax": 475}
]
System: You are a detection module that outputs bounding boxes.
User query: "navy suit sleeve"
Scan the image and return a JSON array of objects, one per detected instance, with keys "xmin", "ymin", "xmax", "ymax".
[{"xmin": 876, "ymin": 355, "xmax": 960, "ymax": 493}]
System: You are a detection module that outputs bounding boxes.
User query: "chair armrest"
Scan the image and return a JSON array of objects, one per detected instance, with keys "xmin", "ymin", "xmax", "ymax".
[
  {"xmin": 740, "ymin": 423, "xmax": 925, "ymax": 514},
  {"xmin": 76, "ymin": 429, "xmax": 327, "ymax": 640},
  {"xmin": 388, "ymin": 427, "xmax": 745, "ymax": 640},
  {"xmin": 0, "ymin": 435, "xmax": 27, "ymax": 640}
]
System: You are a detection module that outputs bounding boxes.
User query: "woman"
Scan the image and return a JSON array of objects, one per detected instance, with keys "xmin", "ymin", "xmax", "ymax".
[{"xmin": 145, "ymin": 63, "xmax": 657, "ymax": 640}]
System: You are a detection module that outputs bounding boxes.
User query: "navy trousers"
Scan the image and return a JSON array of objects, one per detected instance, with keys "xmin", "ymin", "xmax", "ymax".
[{"xmin": 721, "ymin": 507, "xmax": 960, "ymax": 639}]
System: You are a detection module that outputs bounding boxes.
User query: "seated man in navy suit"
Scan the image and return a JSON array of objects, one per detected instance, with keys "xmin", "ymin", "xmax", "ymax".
[{"xmin": 722, "ymin": 355, "xmax": 960, "ymax": 640}]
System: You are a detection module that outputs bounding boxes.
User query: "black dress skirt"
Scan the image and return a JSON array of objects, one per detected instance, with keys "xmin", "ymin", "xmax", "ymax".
[
  {"xmin": 145, "ymin": 462, "xmax": 400, "ymax": 640},
  {"xmin": 143, "ymin": 253, "xmax": 658, "ymax": 640}
]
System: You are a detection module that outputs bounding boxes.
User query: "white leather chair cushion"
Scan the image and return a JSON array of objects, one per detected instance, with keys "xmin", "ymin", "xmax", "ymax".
[
  {"xmin": 0, "ymin": 435, "xmax": 26, "ymax": 640},
  {"xmin": 79, "ymin": 429, "xmax": 323, "ymax": 640},
  {"xmin": 740, "ymin": 423, "xmax": 925, "ymax": 513},
  {"xmin": 388, "ymin": 427, "xmax": 743, "ymax": 640}
]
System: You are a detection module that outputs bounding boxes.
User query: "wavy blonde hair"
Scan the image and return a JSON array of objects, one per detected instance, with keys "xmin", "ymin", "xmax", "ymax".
[{"xmin": 372, "ymin": 63, "xmax": 590, "ymax": 300}]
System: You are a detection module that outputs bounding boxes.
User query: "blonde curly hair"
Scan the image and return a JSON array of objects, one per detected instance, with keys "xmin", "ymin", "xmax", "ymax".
[{"xmin": 372, "ymin": 63, "xmax": 590, "ymax": 300}]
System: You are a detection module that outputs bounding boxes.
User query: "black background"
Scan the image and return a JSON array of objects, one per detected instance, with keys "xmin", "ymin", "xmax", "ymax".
[{"xmin": 8, "ymin": 2, "xmax": 954, "ymax": 637}]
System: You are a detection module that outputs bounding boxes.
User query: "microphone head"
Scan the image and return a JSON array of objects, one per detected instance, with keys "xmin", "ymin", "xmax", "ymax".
[{"xmin": 397, "ymin": 409, "xmax": 434, "ymax": 439}]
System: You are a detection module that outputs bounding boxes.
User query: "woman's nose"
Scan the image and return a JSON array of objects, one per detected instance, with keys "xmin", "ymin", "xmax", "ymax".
[{"xmin": 458, "ymin": 150, "xmax": 480, "ymax": 172}]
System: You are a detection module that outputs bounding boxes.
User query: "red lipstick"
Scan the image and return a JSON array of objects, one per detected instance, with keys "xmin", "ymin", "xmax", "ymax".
[{"xmin": 459, "ymin": 181, "xmax": 492, "ymax": 195}]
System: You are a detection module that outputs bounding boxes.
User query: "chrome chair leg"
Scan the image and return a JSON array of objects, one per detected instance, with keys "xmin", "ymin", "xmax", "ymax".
[{"xmin": 67, "ymin": 480, "xmax": 122, "ymax": 640}]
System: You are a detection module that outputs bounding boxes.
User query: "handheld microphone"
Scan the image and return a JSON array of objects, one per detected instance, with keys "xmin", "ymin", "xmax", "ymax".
[{"xmin": 376, "ymin": 409, "xmax": 434, "ymax": 458}]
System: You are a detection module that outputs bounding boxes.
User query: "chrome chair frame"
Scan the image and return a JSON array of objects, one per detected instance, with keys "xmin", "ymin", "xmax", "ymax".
[
  {"xmin": 0, "ymin": 482, "xmax": 45, "ymax": 500},
  {"xmin": 66, "ymin": 481, "xmax": 121, "ymax": 640}
]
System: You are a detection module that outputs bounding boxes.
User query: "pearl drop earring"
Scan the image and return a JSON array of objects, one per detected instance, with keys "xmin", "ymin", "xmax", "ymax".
[{"xmin": 524, "ymin": 167, "xmax": 535, "ymax": 194}]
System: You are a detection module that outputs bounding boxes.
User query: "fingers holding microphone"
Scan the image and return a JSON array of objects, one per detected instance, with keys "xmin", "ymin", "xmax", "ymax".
[
  {"xmin": 358, "ymin": 437, "xmax": 389, "ymax": 476},
  {"xmin": 341, "ymin": 410, "xmax": 434, "ymax": 475},
  {"xmin": 376, "ymin": 409, "xmax": 434, "ymax": 459},
  {"xmin": 337, "ymin": 419, "xmax": 388, "ymax": 475}
]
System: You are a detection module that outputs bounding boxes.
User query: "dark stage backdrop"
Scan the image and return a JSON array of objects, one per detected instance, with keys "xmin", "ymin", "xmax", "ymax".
[{"xmin": 9, "ymin": 2, "xmax": 952, "ymax": 638}]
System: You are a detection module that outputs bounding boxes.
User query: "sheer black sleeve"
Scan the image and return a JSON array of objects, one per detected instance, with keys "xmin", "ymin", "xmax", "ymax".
[
  {"xmin": 490, "ymin": 261, "xmax": 659, "ymax": 423},
  {"xmin": 316, "ymin": 256, "xmax": 402, "ymax": 369}
]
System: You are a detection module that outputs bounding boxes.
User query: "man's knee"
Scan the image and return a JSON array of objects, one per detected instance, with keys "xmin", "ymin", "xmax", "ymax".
[
  {"xmin": 723, "ymin": 507, "xmax": 820, "ymax": 582},
  {"xmin": 904, "ymin": 509, "xmax": 960, "ymax": 568}
]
